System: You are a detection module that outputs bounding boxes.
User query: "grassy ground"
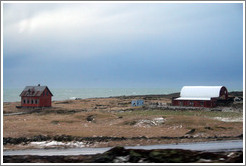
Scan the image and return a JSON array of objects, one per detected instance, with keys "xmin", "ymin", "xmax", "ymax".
[{"xmin": 3, "ymin": 96, "xmax": 243, "ymax": 148}]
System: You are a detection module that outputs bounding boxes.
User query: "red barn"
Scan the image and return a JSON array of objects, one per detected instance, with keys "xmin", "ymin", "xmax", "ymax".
[
  {"xmin": 172, "ymin": 86, "xmax": 228, "ymax": 108},
  {"xmin": 20, "ymin": 84, "xmax": 53, "ymax": 107}
]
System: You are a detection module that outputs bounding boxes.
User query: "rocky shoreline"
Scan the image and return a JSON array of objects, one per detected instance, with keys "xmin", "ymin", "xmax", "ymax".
[
  {"xmin": 3, "ymin": 146, "xmax": 243, "ymax": 163},
  {"xmin": 3, "ymin": 134, "xmax": 243, "ymax": 149}
]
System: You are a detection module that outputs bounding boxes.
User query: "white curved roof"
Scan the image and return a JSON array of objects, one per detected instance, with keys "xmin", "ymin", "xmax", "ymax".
[{"xmin": 175, "ymin": 86, "xmax": 223, "ymax": 100}]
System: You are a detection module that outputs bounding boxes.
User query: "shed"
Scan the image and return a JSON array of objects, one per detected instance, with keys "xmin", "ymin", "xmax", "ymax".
[
  {"xmin": 172, "ymin": 86, "xmax": 228, "ymax": 108},
  {"xmin": 131, "ymin": 100, "xmax": 144, "ymax": 107},
  {"xmin": 20, "ymin": 84, "xmax": 53, "ymax": 107}
]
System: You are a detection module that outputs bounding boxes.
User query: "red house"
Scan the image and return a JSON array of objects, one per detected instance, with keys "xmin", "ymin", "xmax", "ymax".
[
  {"xmin": 172, "ymin": 86, "xmax": 228, "ymax": 108},
  {"xmin": 20, "ymin": 84, "xmax": 53, "ymax": 107}
]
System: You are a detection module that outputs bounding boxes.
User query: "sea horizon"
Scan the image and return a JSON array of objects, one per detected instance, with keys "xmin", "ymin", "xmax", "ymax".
[
  {"xmin": 3, "ymin": 87, "xmax": 243, "ymax": 103},
  {"xmin": 3, "ymin": 87, "xmax": 180, "ymax": 102}
]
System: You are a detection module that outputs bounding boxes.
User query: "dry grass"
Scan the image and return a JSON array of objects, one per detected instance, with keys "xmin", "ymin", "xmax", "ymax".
[
  {"xmin": 3, "ymin": 97, "xmax": 243, "ymax": 139},
  {"xmin": 3, "ymin": 111, "xmax": 243, "ymax": 138}
]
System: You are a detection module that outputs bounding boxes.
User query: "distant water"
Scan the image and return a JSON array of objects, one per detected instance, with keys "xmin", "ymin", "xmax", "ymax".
[{"xmin": 3, "ymin": 88, "xmax": 178, "ymax": 102}]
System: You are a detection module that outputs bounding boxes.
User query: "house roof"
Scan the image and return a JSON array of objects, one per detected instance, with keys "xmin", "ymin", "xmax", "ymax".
[
  {"xmin": 20, "ymin": 85, "xmax": 53, "ymax": 97},
  {"xmin": 174, "ymin": 86, "xmax": 223, "ymax": 100}
]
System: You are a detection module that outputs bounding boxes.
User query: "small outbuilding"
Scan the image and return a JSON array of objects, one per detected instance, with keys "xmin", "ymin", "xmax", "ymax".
[
  {"xmin": 131, "ymin": 100, "xmax": 144, "ymax": 107},
  {"xmin": 20, "ymin": 84, "xmax": 53, "ymax": 107},
  {"xmin": 172, "ymin": 86, "xmax": 228, "ymax": 108}
]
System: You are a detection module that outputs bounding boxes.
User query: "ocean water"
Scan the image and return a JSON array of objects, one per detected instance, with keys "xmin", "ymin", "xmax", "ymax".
[{"xmin": 3, "ymin": 88, "xmax": 178, "ymax": 102}]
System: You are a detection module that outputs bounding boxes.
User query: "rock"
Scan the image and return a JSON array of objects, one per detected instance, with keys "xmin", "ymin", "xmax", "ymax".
[
  {"xmin": 204, "ymin": 127, "xmax": 213, "ymax": 130},
  {"xmin": 113, "ymin": 155, "xmax": 130, "ymax": 163},
  {"xmin": 237, "ymin": 134, "xmax": 243, "ymax": 138},
  {"xmin": 129, "ymin": 150, "xmax": 143, "ymax": 162},
  {"xmin": 86, "ymin": 115, "xmax": 95, "ymax": 122},
  {"xmin": 93, "ymin": 146, "xmax": 128, "ymax": 162},
  {"xmin": 185, "ymin": 129, "xmax": 196, "ymax": 135},
  {"xmin": 234, "ymin": 97, "xmax": 242, "ymax": 102},
  {"xmin": 211, "ymin": 108, "xmax": 222, "ymax": 111}
]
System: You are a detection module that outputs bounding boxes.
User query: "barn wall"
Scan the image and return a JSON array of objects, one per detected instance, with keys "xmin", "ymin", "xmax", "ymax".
[
  {"xmin": 171, "ymin": 86, "xmax": 228, "ymax": 108},
  {"xmin": 172, "ymin": 99, "xmax": 216, "ymax": 108},
  {"xmin": 219, "ymin": 86, "xmax": 228, "ymax": 100}
]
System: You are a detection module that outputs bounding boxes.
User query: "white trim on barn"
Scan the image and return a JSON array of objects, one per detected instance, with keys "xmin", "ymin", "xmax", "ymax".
[{"xmin": 174, "ymin": 97, "xmax": 211, "ymax": 101}]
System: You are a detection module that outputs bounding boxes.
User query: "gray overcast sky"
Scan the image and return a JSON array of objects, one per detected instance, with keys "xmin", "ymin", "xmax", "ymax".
[{"xmin": 3, "ymin": 2, "xmax": 244, "ymax": 90}]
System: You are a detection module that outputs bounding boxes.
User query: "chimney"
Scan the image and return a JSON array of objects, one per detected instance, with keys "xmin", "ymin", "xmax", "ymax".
[{"xmin": 38, "ymin": 84, "xmax": 40, "ymax": 86}]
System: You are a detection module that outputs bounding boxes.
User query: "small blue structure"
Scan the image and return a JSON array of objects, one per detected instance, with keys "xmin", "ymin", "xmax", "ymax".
[{"xmin": 131, "ymin": 100, "xmax": 144, "ymax": 107}]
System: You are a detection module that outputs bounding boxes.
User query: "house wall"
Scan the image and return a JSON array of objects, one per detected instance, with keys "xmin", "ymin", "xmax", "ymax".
[
  {"xmin": 21, "ymin": 96, "xmax": 40, "ymax": 107},
  {"xmin": 39, "ymin": 96, "xmax": 52, "ymax": 107},
  {"xmin": 21, "ymin": 88, "xmax": 52, "ymax": 107},
  {"xmin": 39, "ymin": 88, "xmax": 52, "ymax": 107}
]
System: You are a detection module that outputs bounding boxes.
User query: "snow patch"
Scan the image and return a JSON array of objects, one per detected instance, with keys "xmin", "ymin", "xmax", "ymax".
[
  {"xmin": 212, "ymin": 117, "xmax": 243, "ymax": 122},
  {"xmin": 135, "ymin": 117, "xmax": 165, "ymax": 127},
  {"xmin": 29, "ymin": 141, "xmax": 85, "ymax": 148}
]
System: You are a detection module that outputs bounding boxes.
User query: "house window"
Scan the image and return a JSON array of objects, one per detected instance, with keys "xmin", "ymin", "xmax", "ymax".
[
  {"xmin": 35, "ymin": 99, "xmax": 38, "ymax": 104},
  {"xmin": 27, "ymin": 100, "xmax": 29, "ymax": 104},
  {"xmin": 23, "ymin": 99, "xmax": 26, "ymax": 104},
  {"xmin": 46, "ymin": 91, "xmax": 49, "ymax": 96},
  {"xmin": 43, "ymin": 91, "xmax": 45, "ymax": 96}
]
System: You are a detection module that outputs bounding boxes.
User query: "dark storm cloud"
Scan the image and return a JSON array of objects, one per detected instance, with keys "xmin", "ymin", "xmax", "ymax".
[{"xmin": 3, "ymin": 2, "xmax": 243, "ymax": 90}]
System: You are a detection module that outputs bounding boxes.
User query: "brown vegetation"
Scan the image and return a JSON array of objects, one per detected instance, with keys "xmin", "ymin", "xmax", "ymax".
[{"xmin": 3, "ymin": 95, "xmax": 243, "ymax": 149}]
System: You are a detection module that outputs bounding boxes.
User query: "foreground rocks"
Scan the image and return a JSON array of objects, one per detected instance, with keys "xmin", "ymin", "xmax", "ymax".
[
  {"xmin": 3, "ymin": 146, "xmax": 243, "ymax": 163},
  {"xmin": 3, "ymin": 134, "xmax": 243, "ymax": 146}
]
